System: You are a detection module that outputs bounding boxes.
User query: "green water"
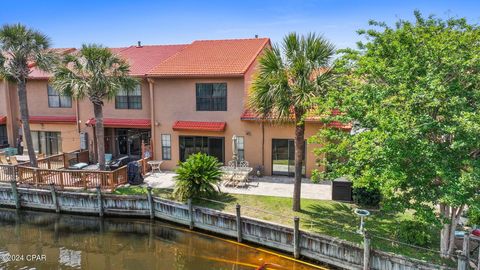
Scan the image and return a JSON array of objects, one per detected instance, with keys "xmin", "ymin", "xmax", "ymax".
[{"xmin": 0, "ymin": 208, "xmax": 328, "ymax": 270}]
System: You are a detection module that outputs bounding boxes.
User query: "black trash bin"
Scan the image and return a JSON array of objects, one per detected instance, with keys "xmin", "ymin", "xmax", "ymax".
[
  {"xmin": 331, "ymin": 178, "xmax": 353, "ymax": 202},
  {"xmin": 127, "ymin": 161, "xmax": 144, "ymax": 185}
]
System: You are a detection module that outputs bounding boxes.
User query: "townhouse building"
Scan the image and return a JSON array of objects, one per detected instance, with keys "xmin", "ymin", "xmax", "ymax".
[{"xmin": 0, "ymin": 38, "xmax": 337, "ymax": 177}]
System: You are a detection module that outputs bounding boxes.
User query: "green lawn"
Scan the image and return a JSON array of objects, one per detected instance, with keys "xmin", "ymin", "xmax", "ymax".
[{"xmin": 112, "ymin": 187, "xmax": 449, "ymax": 265}]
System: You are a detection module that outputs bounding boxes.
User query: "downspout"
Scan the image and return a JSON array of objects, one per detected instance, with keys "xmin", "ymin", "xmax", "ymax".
[
  {"xmin": 147, "ymin": 78, "xmax": 156, "ymax": 159},
  {"xmin": 75, "ymin": 99, "xmax": 80, "ymax": 133}
]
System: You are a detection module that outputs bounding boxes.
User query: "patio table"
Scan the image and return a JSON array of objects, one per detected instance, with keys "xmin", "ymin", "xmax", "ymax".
[{"xmin": 148, "ymin": 160, "xmax": 163, "ymax": 176}]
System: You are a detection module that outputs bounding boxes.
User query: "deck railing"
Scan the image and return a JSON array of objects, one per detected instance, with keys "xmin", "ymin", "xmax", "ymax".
[{"xmin": 1, "ymin": 151, "xmax": 149, "ymax": 190}]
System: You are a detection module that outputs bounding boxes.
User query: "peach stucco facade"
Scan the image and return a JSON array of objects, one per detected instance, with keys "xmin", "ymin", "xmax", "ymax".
[{"xmin": 0, "ymin": 38, "xmax": 333, "ymax": 177}]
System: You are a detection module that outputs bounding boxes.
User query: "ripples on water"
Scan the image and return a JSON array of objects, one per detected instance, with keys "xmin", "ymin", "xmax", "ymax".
[{"xmin": 0, "ymin": 208, "xmax": 327, "ymax": 270}]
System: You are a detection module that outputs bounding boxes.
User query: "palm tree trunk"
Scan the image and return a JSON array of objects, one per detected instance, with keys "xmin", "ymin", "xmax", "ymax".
[
  {"xmin": 93, "ymin": 102, "xmax": 106, "ymax": 170},
  {"xmin": 293, "ymin": 121, "xmax": 305, "ymax": 212},
  {"xmin": 17, "ymin": 78, "xmax": 37, "ymax": 167}
]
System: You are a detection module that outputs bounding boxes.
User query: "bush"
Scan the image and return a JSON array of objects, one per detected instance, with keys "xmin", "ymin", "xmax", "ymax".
[
  {"xmin": 467, "ymin": 206, "xmax": 480, "ymax": 227},
  {"xmin": 352, "ymin": 186, "xmax": 381, "ymax": 207},
  {"xmin": 395, "ymin": 220, "xmax": 433, "ymax": 247},
  {"xmin": 173, "ymin": 153, "xmax": 223, "ymax": 201}
]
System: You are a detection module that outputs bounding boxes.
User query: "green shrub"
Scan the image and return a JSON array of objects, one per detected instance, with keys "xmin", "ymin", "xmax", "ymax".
[
  {"xmin": 352, "ymin": 186, "xmax": 381, "ymax": 207},
  {"xmin": 173, "ymin": 153, "xmax": 222, "ymax": 201},
  {"xmin": 395, "ymin": 220, "xmax": 432, "ymax": 247}
]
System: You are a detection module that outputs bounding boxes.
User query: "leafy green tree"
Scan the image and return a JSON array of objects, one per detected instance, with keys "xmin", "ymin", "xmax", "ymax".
[
  {"xmin": 173, "ymin": 153, "xmax": 223, "ymax": 201},
  {"xmin": 51, "ymin": 45, "xmax": 137, "ymax": 170},
  {"xmin": 0, "ymin": 24, "xmax": 57, "ymax": 166},
  {"xmin": 248, "ymin": 33, "xmax": 335, "ymax": 211},
  {"xmin": 315, "ymin": 11, "xmax": 480, "ymax": 257}
]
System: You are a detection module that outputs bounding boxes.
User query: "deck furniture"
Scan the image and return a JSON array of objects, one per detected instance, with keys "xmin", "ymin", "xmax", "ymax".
[
  {"xmin": 69, "ymin": 162, "xmax": 89, "ymax": 170},
  {"xmin": 147, "ymin": 160, "xmax": 163, "ymax": 176},
  {"xmin": 221, "ymin": 166, "xmax": 253, "ymax": 187}
]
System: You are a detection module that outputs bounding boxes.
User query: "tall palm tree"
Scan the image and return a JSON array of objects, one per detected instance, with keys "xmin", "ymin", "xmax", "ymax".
[
  {"xmin": 249, "ymin": 33, "xmax": 335, "ymax": 211},
  {"xmin": 0, "ymin": 24, "xmax": 57, "ymax": 167},
  {"xmin": 51, "ymin": 44, "xmax": 137, "ymax": 170}
]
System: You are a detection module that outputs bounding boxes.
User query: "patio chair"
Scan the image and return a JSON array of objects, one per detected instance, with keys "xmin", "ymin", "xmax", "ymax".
[
  {"xmin": 239, "ymin": 160, "xmax": 249, "ymax": 167},
  {"xmin": 105, "ymin": 154, "xmax": 113, "ymax": 163}
]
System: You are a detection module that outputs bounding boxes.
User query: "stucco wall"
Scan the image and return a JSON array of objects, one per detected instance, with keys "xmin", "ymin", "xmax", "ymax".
[
  {"xmin": 30, "ymin": 123, "xmax": 80, "ymax": 153},
  {"xmin": 26, "ymin": 80, "xmax": 76, "ymax": 117},
  {"xmin": 151, "ymin": 77, "xmax": 324, "ymax": 177}
]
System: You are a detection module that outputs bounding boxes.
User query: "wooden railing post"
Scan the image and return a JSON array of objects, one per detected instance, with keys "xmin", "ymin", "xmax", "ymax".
[
  {"xmin": 35, "ymin": 168, "xmax": 41, "ymax": 187},
  {"xmin": 50, "ymin": 183, "xmax": 60, "ymax": 213},
  {"xmin": 96, "ymin": 186, "xmax": 103, "ymax": 217},
  {"xmin": 363, "ymin": 232, "xmax": 371, "ymax": 270},
  {"xmin": 147, "ymin": 186, "xmax": 154, "ymax": 219},
  {"xmin": 59, "ymin": 172, "xmax": 64, "ymax": 189},
  {"xmin": 293, "ymin": 216, "xmax": 300, "ymax": 259},
  {"xmin": 188, "ymin": 198, "xmax": 194, "ymax": 229},
  {"xmin": 82, "ymin": 173, "xmax": 87, "ymax": 190},
  {"xmin": 47, "ymin": 159, "xmax": 51, "ymax": 169},
  {"xmin": 10, "ymin": 180, "xmax": 20, "ymax": 209},
  {"xmin": 236, "ymin": 204, "xmax": 243, "ymax": 243}
]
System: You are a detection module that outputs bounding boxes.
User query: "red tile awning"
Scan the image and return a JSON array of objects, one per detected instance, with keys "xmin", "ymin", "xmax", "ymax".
[
  {"xmin": 86, "ymin": 118, "xmax": 151, "ymax": 128},
  {"xmin": 29, "ymin": 115, "xmax": 76, "ymax": 124},
  {"xmin": 240, "ymin": 110, "xmax": 351, "ymax": 130},
  {"xmin": 0, "ymin": 116, "xmax": 6, "ymax": 124},
  {"xmin": 173, "ymin": 121, "xmax": 226, "ymax": 132}
]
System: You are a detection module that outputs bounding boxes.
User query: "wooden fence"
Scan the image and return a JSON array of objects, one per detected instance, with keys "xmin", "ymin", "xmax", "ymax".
[{"xmin": 0, "ymin": 185, "xmax": 456, "ymax": 270}]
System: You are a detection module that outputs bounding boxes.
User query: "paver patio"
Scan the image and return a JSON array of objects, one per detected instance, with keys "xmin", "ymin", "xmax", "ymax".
[{"xmin": 141, "ymin": 171, "xmax": 332, "ymax": 200}]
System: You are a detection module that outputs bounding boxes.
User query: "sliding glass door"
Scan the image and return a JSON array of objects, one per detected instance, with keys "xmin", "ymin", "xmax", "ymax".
[
  {"xmin": 179, "ymin": 136, "xmax": 224, "ymax": 163},
  {"xmin": 272, "ymin": 139, "xmax": 305, "ymax": 176}
]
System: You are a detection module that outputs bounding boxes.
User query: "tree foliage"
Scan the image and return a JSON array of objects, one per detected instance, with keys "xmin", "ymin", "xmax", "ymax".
[
  {"xmin": 51, "ymin": 44, "xmax": 137, "ymax": 169},
  {"xmin": 0, "ymin": 24, "xmax": 57, "ymax": 167},
  {"xmin": 248, "ymin": 32, "xmax": 335, "ymax": 211},
  {"xmin": 314, "ymin": 11, "xmax": 480, "ymax": 256}
]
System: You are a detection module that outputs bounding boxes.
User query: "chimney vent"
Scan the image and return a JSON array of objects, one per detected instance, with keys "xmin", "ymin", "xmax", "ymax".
[
  {"xmin": 254, "ymin": 34, "xmax": 258, "ymax": 38},
  {"xmin": 136, "ymin": 41, "xmax": 142, "ymax": 48}
]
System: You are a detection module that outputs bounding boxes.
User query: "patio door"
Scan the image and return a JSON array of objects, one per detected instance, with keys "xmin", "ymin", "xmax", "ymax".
[
  {"xmin": 179, "ymin": 136, "xmax": 224, "ymax": 163},
  {"xmin": 272, "ymin": 139, "xmax": 305, "ymax": 176}
]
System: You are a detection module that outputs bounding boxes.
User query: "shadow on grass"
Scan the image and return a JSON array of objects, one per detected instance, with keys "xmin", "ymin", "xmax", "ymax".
[{"xmin": 192, "ymin": 192, "xmax": 237, "ymax": 211}]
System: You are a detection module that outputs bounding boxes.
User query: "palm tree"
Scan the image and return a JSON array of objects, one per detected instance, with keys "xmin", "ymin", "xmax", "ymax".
[
  {"xmin": 249, "ymin": 33, "xmax": 335, "ymax": 211},
  {"xmin": 51, "ymin": 44, "xmax": 137, "ymax": 170},
  {"xmin": 0, "ymin": 24, "xmax": 57, "ymax": 167}
]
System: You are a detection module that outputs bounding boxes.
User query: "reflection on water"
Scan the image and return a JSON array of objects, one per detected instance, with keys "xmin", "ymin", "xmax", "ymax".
[{"xmin": 0, "ymin": 208, "xmax": 327, "ymax": 270}]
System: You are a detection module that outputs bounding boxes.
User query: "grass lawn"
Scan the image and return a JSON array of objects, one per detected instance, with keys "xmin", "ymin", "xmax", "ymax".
[{"xmin": 113, "ymin": 187, "xmax": 448, "ymax": 265}]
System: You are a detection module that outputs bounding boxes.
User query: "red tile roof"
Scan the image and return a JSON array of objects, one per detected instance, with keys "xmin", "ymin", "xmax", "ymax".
[
  {"xmin": 240, "ymin": 109, "xmax": 351, "ymax": 130},
  {"xmin": 149, "ymin": 38, "xmax": 270, "ymax": 77},
  {"xmin": 28, "ymin": 45, "xmax": 186, "ymax": 79},
  {"xmin": 29, "ymin": 115, "xmax": 77, "ymax": 124},
  {"xmin": 114, "ymin": 45, "xmax": 187, "ymax": 76},
  {"xmin": 172, "ymin": 121, "xmax": 226, "ymax": 132},
  {"xmin": 86, "ymin": 118, "xmax": 151, "ymax": 128},
  {"xmin": 0, "ymin": 116, "xmax": 6, "ymax": 124}
]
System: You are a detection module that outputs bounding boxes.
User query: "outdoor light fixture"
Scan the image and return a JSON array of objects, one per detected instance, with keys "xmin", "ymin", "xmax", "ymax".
[{"xmin": 354, "ymin": 208, "xmax": 370, "ymax": 235}]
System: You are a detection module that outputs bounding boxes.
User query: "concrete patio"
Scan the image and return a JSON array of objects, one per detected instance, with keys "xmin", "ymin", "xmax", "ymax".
[{"xmin": 141, "ymin": 171, "xmax": 332, "ymax": 200}]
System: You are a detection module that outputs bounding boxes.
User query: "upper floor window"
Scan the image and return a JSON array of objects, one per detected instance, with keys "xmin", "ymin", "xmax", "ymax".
[
  {"xmin": 48, "ymin": 85, "xmax": 72, "ymax": 108},
  {"xmin": 196, "ymin": 83, "xmax": 227, "ymax": 111},
  {"xmin": 115, "ymin": 85, "xmax": 142, "ymax": 109}
]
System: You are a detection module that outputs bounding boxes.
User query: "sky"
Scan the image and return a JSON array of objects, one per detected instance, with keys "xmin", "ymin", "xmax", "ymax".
[{"xmin": 1, "ymin": 0, "xmax": 480, "ymax": 49}]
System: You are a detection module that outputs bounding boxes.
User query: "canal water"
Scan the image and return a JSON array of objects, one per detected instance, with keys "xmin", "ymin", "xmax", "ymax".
[{"xmin": 0, "ymin": 208, "xmax": 328, "ymax": 270}]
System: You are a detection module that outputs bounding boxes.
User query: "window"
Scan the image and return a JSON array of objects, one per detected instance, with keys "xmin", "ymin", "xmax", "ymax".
[
  {"xmin": 161, "ymin": 134, "xmax": 171, "ymax": 160},
  {"xmin": 196, "ymin": 83, "xmax": 227, "ymax": 111},
  {"xmin": 179, "ymin": 136, "xmax": 224, "ymax": 163},
  {"xmin": 48, "ymin": 85, "xmax": 72, "ymax": 108},
  {"xmin": 0, "ymin": 125, "xmax": 7, "ymax": 146},
  {"xmin": 32, "ymin": 131, "xmax": 62, "ymax": 155},
  {"xmin": 236, "ymin": 136, "xmax": 245, "ymax": 161},
  {"xmin": 115, "ymin": 85, "xmax": 142, "ymax": 109},
  {"xmin": 272, "ymin": 139, "xmax": 305, "ymax": 176}
]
